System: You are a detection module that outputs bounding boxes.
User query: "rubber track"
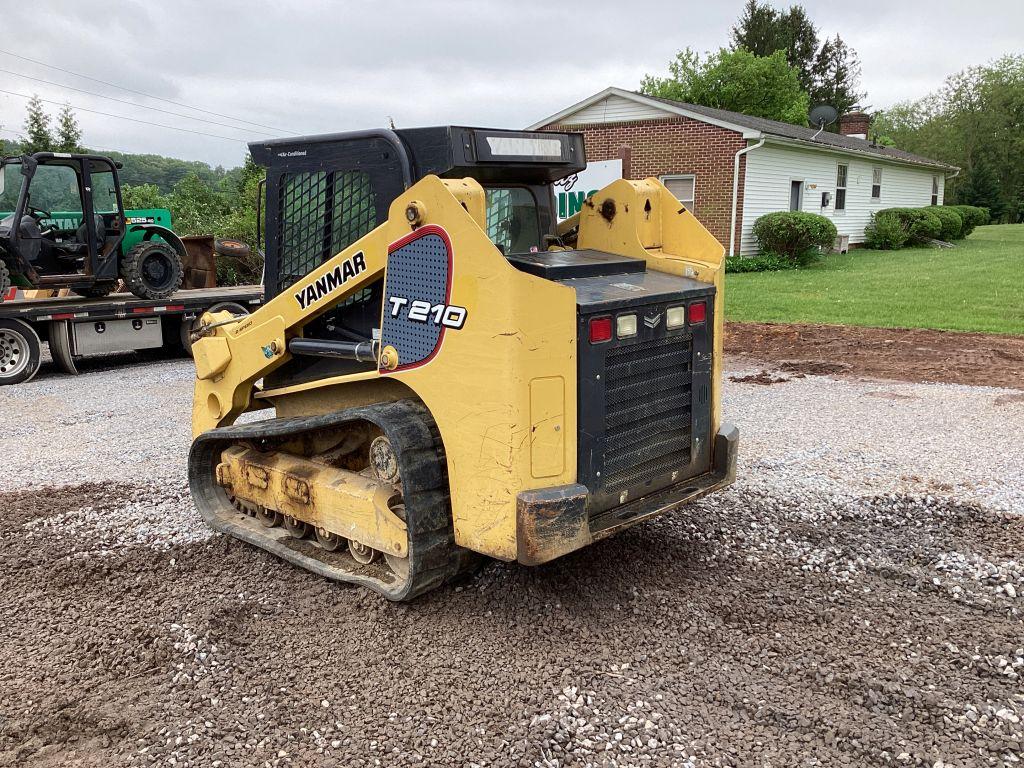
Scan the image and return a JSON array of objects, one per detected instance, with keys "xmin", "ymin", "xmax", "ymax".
[{"xmin": 189, "ymin": 399, "xmax": 469, "ymax": 601}]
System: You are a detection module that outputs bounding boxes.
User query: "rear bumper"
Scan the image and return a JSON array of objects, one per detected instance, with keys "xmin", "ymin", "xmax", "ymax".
[{"xmin": 516, "ymin": 422, "xmax": 739, "ymax": 565}]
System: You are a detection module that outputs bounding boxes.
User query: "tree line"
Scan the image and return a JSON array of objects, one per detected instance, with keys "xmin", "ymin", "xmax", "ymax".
[
  {"xmin": 873, "ymin": 55, "xmax": 1024, "ymax": 222},
  {"xmin": 641, "ymin": 1, "xmax": 863, "ymax": 127}
]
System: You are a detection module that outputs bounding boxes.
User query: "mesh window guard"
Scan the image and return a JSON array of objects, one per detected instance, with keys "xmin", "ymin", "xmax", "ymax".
[{"xmin": 276, "ymin": 170, "xmax": 376, "ymax": 294}]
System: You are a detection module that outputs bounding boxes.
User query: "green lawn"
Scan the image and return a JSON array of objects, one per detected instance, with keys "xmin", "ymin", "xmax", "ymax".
[{"xmin": 725, "ymin": 224, "xmax": 1024, "ymax": 335}]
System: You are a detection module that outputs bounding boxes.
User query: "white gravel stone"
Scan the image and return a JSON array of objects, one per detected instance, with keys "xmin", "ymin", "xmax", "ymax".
[{"xmin": 2, "ymin": 354, "xmax": 1022, "ymax": 767}]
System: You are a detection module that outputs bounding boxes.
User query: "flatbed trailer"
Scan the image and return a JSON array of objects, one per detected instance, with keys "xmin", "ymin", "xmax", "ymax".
[{"xmin": 0, "ymin": 286, "xmax": 262, "ymax": 385}]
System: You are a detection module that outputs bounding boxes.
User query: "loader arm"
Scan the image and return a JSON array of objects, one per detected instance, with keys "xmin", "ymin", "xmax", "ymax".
[{"xmin": 191, "ymin": 175, "xmax": 487, "ymax": 437}]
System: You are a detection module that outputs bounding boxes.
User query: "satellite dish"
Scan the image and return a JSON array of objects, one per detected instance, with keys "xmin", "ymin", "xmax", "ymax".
[{"xmin": 809, "ymin": 104, "xmax": 839, "ymax": 129}]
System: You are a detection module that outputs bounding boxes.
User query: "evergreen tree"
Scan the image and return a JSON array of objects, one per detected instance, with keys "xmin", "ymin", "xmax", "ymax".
[
  {"xmin": 23, "ymin": 94, "xmax": 54, "ymax": 153},
  {"xmin": 810, "ymin": 35, "xmax": 863, "ymax": 118},
  {"xmin": 55, "ymin": 103, "xmax": 83, "ymax": 153},
  {"xmin": 730, "ymin": 2, "xmax": 864, "ymax": 122},
  {"xmin": 731, "ymin": 0, "xmax": 786, "ymax": 57},
  {"xmin": 959, "ymin": 153, "xmax": 1005, "ymax": 221},
  {"xmin": 778, "ymin": 5, "xmax": 819, "ymax": 92},
  {"xmin": 731, "ymin": 1, "xmax": 818, "ymax": 93}
]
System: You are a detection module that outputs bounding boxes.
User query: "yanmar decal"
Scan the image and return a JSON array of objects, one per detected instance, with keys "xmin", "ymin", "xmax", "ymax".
[{"xmin": 294, "ymin": 252, "xmax": 367, "ymax": 310}]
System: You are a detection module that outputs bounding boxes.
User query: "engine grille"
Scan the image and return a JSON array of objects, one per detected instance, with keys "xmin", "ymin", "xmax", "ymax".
[{"xmin": 602, "ymin": 334, "xmax": 693, "ymax": 493}]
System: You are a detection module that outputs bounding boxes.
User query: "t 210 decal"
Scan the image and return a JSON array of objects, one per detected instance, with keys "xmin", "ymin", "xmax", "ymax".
[{"xmin": 387, "ymin": 297, "xmax": 467, "ymax": 330}]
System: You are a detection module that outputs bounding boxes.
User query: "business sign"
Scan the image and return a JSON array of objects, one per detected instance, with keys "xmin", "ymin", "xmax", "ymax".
[{"xmin": 553, "ymin": 159, "xmax": 623, "ymax": 222}]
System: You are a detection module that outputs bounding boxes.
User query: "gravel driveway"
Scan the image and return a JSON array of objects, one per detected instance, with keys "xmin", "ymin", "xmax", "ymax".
[{"xmin": 1, "ymin": 355, "xmax": 1021, "ymax": 767}]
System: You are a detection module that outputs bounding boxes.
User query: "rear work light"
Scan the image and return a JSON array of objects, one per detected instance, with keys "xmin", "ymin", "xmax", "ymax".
[
  {"xmin": 688, "ymin": 301, "xmax": 707, "ymax": 324},
  {"xmin": 666, "ymin": 306, "xmax": 686, "ymax": 329},
  {"xmin": 616, "ymin": 314, "xmax": 637, "ymax": 339},
  {"xmin": 589, "ymin": 316, "xmax": 612, "ymax": 343}
]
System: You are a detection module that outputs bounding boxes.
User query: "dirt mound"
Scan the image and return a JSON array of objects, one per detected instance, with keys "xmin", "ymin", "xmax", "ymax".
[{"xmin": 727, "ymin": 322, "xmax": 1024, "ymax": 389}]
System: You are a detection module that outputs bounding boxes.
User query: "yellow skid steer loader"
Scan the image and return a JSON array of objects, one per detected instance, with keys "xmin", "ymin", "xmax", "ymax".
[{"xmin": 188, "ymin": 127, "xmax": 737, "ymax": 600}]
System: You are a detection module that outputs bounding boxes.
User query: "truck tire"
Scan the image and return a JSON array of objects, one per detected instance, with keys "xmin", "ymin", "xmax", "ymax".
[
  {"xmin": 0, "ymin": 318, "xmax": 42, "ymax": 385},
  {"xmin": 71, "ymin": 281, "xmax": 118, "ymax": 299},
  {"xmin": 0, "ymin": 261, "xmax": 10, "ymax": 303},
  {"xmin": 178, "ymin": 301, "xmax": 250, "ymax": 357},
  {"xmin": 214, "ymin": 238, "xmax": 251, "ymax": 259},
  {"xmin": 122, "ymin": 241, "xmax": 183, "ymax": 301}
]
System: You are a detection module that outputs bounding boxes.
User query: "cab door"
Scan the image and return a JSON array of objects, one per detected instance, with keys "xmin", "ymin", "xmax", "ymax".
[{"xmin": 82, "ymin": 158, "xmax": 125, "ymax": 281}]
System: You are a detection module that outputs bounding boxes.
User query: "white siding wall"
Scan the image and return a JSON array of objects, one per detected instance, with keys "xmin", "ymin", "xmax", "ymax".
[
  {"xmin": 560, "ymin": 95, "xmax": 670, "ymax": 125},
  {"xmin": 739, "ymin": 142, "xmax": 945, "ymax": 255}
]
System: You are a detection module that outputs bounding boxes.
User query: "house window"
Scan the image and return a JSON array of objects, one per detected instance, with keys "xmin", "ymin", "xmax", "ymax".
[
  {"xmin": 661, "ymin": 174, "xmax": 696, "ymax": 213},
  {"xmin": 871, "ymin": 168, "xmax": 882, "ymax": 200},
  {"xmin": 931, "ymin": 176, "xmax": 939, "ymax": 206},
  {"xmin": 835, "ymin": 164, "xmax": 848, "ymax": 211}
]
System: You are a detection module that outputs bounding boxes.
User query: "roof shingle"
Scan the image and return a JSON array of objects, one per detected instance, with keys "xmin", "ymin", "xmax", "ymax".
[{"xmin": 637, "ymin": 91, "xmax": 956, "ymax": 170}]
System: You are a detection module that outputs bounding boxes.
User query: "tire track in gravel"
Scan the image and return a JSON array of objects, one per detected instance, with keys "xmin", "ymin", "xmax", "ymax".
[{"xmin": 1, "ymin": 481, "xmax": 1021, "ymax": 767}]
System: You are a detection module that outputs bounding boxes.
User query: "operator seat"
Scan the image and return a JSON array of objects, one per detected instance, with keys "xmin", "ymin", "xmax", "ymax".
[
  {"xmin": 8, "ymin": 214, "xmax": 43, "ymax": 264},
  {"xmin": 75, "ymin": 214, "xmax": 106, "ymax": 252}
]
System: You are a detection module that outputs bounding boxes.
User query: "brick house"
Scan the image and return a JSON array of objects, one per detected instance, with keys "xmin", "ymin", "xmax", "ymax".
[{"xmin": 529, "ymin": 88, "xmax": 957, "ymax": 255}]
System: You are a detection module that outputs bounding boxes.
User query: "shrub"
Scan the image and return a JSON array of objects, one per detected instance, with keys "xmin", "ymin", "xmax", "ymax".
[
  {"xmin": 864, "ymin": 211, "xmax": 907, "ymax": 250},
  {"xmin": 725, "ymin": 252, "xmax": 791, "ymax": 273},
  {"xmin": 752, "ymin": 211, "xmax": 837, "ymax": 264},
  {"xmin": 926, "ymin": 206, "xmax": 964, "ymax": 241},
  {"xmin": 948, "ymin": 205, "xmax": 988, "ymax": 237},
  {"xmin": 874, "ymin": 208, "xmax": 942, "ymax": 246}
]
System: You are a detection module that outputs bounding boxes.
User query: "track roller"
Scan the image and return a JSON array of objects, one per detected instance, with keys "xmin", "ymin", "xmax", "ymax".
[
  {"xmin": 348, "ymin": 540, "xmax": 378, "ymax": 564},
  {"xmin": 284, "ymin": 516, "xmax": 311, "ymax": 539},
  {"xmin": 258, "ymin": 508, "xmax": 282, "ymax": 528},
  {"xmin": 315, "ymin": 527, "xmax": 344, "ymax": 551}
]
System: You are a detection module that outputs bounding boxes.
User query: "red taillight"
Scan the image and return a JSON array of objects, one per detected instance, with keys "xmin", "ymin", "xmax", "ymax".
[
  {"xmin": 688, "ymin": 301, "xmax": 706, "ymax": 324},
  {"xmin": 589, "ymin": 316, "xmax": 612, "ymax": 343}
]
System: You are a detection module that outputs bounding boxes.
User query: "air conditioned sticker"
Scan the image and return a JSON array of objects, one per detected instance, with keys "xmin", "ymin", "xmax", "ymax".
[{"xmin": 294, "ymin": 252, "xmax": 367, "ymax": 310}]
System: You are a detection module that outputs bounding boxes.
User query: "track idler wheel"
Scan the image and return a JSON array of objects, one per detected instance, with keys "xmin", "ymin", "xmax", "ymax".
[{"xmin": 369, "ymin": 436, "xmax": 400, "ymax": 484}]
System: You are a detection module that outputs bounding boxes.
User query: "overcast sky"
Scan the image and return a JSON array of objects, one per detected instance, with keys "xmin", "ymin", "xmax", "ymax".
[{"xmin": 0, "ymin": 0, "xmax": 1019, "ymax": 168}]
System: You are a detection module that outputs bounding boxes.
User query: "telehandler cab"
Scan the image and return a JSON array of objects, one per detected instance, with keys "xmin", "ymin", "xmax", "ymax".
[
  {"xmin": 0, "ymin": 152, "xmax": 185, "ymax": 302},
  {"xmin": 188, "ymin": 126, "xmax": 738, "ymax": 600}
]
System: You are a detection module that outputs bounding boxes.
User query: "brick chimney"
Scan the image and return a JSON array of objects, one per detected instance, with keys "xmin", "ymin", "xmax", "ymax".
[{"xmin": 838, "ymin": 110, "xmax": 871, "ymax": 140}]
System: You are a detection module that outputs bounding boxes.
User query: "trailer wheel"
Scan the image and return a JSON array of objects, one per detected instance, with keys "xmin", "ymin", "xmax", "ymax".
[
  {"xmin": 0, "ymin": 318, "xmax": 42, "ymax": 385},
  {"xmin": 0, "ymin": 261, "xmax": 10, "ymax": 302},
  {"xmin": 48, "ymin": 320, "xmax": 79, "ymax": 375},
  {"xmin": 71, "ymin": 281, "xmax": 118, "ymax": 299},
  {"xmin": 214, "ymin": 238, "xmax": 251, "ymax": 259},
  {"xmin": 179, "ymin": 301, "xmax": 250, "ymax": 357},
  {"xmin": 122, "ymin": 241, "xmax": 183, "ymax": 300}
]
